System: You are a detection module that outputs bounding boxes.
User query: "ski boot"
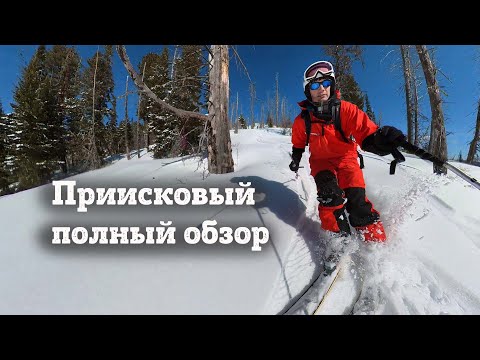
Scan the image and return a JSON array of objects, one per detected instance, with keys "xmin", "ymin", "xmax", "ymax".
[{"xmin": 355, "ymin": 220, "xmax": 386, "ymax": 242}]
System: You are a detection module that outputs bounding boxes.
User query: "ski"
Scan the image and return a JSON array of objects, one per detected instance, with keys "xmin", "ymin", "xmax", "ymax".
[
  {"xmin": 279, "ymin": 228, "xmax": 367, "ymax": 315},
  {"xmin": 314, "ymin": 253, "xmax": 365, "ymax": 315},
  {"xmin": 281, "ymin": 253, "xmax": 348, "ymax": 315},
  {"xmin": 312, "ymin": 255, "xmax": 349, "ymax": 315}
]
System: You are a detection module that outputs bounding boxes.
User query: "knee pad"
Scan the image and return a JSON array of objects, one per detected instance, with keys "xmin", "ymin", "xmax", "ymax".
[{"xmin": 314, "ymin": 170, "xmax": 345, "ymax": 207}]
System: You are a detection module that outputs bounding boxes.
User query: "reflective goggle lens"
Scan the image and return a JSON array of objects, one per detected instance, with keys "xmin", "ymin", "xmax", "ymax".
[{"xmin": 310, "ymin": 80, "xmax": 332, "ymax": 90}]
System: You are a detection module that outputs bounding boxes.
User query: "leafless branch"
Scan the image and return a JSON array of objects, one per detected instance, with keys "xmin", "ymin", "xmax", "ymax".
[
  {"xmin": 380, "ymin": 48, "xmax": 396, "ymax": 64},
  {"xmin": 116, "ymin": 45, "xmax": 208, "ymax": 122},
  {"xmin": 231, "ymin": 46, "xmax": 253, "ymax": 84},
  {"xmin": 203, "ymin": 45, "xmax": 214, "ymax": 58},
  {"xmin": 437, "ymin": 68, "xmax": 453, "ymax": 83}
]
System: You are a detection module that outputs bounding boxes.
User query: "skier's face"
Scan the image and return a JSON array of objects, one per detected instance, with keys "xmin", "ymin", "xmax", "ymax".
[{"xmin": 309, "ymin": 77, "xmax": 331, "ymax": 102}]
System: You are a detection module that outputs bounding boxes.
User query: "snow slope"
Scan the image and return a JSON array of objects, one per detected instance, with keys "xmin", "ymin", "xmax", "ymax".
[{"xmin": 1, "ymin": 128, "xmax": 480, "ymax": 314}]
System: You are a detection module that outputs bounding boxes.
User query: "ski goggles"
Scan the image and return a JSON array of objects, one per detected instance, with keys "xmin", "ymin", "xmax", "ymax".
[
  {"xmin": 304, "ymin": 61, "xmax": 334, "ymax": 82},
  {"xmin": 310, "ymin": 79, "xmax": 332, "ymax": 90}
]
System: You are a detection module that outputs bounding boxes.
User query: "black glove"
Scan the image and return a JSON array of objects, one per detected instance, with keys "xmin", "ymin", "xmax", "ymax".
[
  {"xmin": 376, "ymin": 126, "xmax": 405, "ymax": 147},
  {"xmin": 289, "ymin": 160, "xmax": 300, "ymax": 172},
  {"xmin": 362, "ymin": 126, "xmax": 405, "ymax": 156},
  {"xmin": 289, "ymin": 147, "xmax": 304, "ymax": 172}
]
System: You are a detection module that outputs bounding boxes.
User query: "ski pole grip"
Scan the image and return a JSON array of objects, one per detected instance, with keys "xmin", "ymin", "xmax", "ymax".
[{"xmin": 389, "ymin": 147, "xmax": 405, "ymax": 175}]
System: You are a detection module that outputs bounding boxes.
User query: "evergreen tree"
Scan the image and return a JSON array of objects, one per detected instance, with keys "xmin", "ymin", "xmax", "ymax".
[
  {"xmin": 174, "ymin": 45, "xmax": 204, "ymax": 156},
  {"xmin": 238, "ymin": 115, "xmax": 247, "ymax": 129},
  {"xmin": 118, "ymin": 119, "xmax": 134, "ymax": 155},
  {"xmin": 339, "ymin": 73, "xmax": 364, "ymax": 109},
  {"xmin": 322, "ymin": 45, "xmax": 365, "ymax": 108},
  {"xmin": 45, "ymin": 45, "xmax": 82, "ymax": 173},
  {"xmin": 458, "ymin": 151, "xmax": 463, "ymax": 162},
  {"xmin": 138, "ymin": 49, "xmax": 171, "ymax": 158},
  {"xmin": 0, "ymin": 102, "xmax": 8, "ymax": 194},
  {"xmin": 267, "ymin": 115, "xmax": 274, "ymax": 128},
  {"xmin": 79, "ymin": 45, "xmax": 115, "ymax": 170},
  {"xmin": 1, "ymin": 112, "xmax": 19, "ymax": 193},
  {"xmin": 105, "ymin": 96, "xmax": 119, "ymax": 157},
  {"xmin": 364, "ymin": 93, "xmax": 377, "ymax": 124},
  {"xmin": 11, "ymin": 45, "xmax": 58, "ymax": 190}
]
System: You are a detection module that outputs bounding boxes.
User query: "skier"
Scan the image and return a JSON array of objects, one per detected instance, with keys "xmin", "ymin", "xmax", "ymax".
[{"xmin": 289, "ymin": 60, "xmax": 405, "ymax": 247}]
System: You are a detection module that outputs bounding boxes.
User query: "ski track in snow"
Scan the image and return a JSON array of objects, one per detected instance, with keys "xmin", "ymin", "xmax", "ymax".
[
  {"xmin": 353, "ymin": 165, "xmax": 480, "ymax": 315},
  {"xmin": 259, "ymin": 134, "xmax": 480, "ymax": 315},
  {"xmin": 263, "ymin": 142, "xmax": 326, "ymax": 314}
]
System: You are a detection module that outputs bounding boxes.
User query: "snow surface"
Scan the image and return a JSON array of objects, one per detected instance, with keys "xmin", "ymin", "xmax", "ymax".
[{"xmin": 1, "ymin": 128, "xmax": 480, "ymax": 314}]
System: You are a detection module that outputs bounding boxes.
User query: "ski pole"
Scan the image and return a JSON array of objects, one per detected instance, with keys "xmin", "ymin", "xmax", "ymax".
[
  {"xmin": 288, "ymin": 152, "xmax": 304, "ymax": 179},
  {"xmin": 294, "ymin": 166, "xmax": 305, "ymax": 179},
  {"xmin": 400, "ymin": 140, "xmax": 480, "ymax": 191}
]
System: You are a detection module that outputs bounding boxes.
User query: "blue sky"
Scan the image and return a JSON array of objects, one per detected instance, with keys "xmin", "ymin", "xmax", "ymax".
[{"xmin": 0, "ymin": 45, "xmax": 479, "ymax": 159}]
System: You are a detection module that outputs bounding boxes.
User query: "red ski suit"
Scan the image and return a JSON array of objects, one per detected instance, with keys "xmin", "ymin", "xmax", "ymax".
[{"xmin": 292, "ymin": 99, "xmax": 381, "ymax": 234}]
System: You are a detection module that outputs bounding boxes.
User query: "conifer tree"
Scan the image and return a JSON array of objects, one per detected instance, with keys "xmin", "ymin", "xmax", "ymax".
[
  {"xmin": 118, "ymin": 118, "xmax": 134, "ymax": 154},
  {"xmin": 1, "ymin": 111, "xmax": 19, "ymax": 193},
  {"xmin": 364, "ymin": 93, "xmax": 377, "ymax": 124},
  {"xmin": 79, "ymin": 45, "xmax": 115, "ymax": 170},
  {"xmin": 339, "ymin": 73, "xmax": 364, "ymax": 109},
  {"xmin": 45, "ymin": 45, "xmax": 82, "ymax": 173},
  {"xmin": 322, "ymin": 45, "xmax": 365, "ymax": 108},
  {"xmin": 0, "ymin": 102, "xmax": 9, "ymax": 194},
  {"xmin": 174, "ymin": 45, "xmax": 204, "ymax": 156},
  {"xmin": 138, "ymin": 49, "xmax": 171, "ymax": 158},
  {"xmin": 11, "ymin": 45, "xmax": 59, "ymax": 190},
  {"xmin": 267, "ymin": 115, "xmax": 274, "ymax": 128},
  {"xmin": 105, "ymin": 96, "xmax": 119, "ymax": 157},
  {"xmin": 238, "ymin": 115, "xmax": 247, "ymax": 129}
]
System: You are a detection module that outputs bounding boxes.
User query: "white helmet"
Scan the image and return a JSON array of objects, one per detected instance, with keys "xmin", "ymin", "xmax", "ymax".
[{"xmin": 303, "ymin": 60, "xmax": 336, "ymax": 94}]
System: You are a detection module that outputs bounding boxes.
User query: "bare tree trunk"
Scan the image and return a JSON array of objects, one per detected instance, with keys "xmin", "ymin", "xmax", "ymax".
[
  {"xmin": 467, "ymin": 99, "xmax": 480, "ymax": 163},
  {"xmin": 136, "ymin": 62, "xmax": 146, "ymax": 158},
  {"xmin": 171, "ymin": 45, "xmax": 179, "ymax": 80},
  {"xmin": 413, "ymin": 68, "xmax": 419, "ymax": 146},
  {"xmin": 229, "ymin": 100, "xmax": 234, "ymax": 130},
  {"xmin": 400, "ymin": 45, "xmax": 415, "ymax": 144},
  {"xmin": 59, "ymin": 50, "xmax": 71, "ymax": 174},
  {"xmin": 88, "ymin": 48, "xmax": 101, "ymax": 169},
  {"xmin": 123, "ymin": 75, "xmax": 130, "ymax": 160},
  {"xmin": 234, "ymin": 91, "xmax": 239, "ymax": 134},
  {"xmin": 416, "ymin": 45, "xmax": 448, "ymax": 174},
  {"xmin": 207, "ymin": 45, "xmax": 234, "ymax": 173},
  {"xmin": 260, "ymin": 104, "xmax": 265, "ymax": 129},
  {"xmin": 266, "ymin": 92, "xmax": 274, "ymax": 127},
  {"xmin": 250, "ymin": 83, "xmax": 255, "ymax": 129},
  {"xmin": 275, "ymin": 73, "xmax": 279, "ymax": 127}
]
